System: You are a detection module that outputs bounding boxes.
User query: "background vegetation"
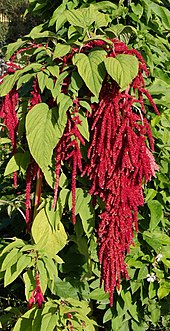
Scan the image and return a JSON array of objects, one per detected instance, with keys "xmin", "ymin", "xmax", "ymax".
[{"xmin": 0, "ymin": 0, "xmax": 170, "ymax": 330}]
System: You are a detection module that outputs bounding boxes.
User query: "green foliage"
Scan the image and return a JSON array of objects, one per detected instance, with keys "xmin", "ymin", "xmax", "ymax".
[{"xmin": 0, "ymin": 0, "xmax": 170, "ymax": 330}]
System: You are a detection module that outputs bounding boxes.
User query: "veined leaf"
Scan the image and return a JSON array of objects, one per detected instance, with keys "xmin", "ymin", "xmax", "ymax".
[
  {"xmin": 32, "ymin": 209, "xmax": 67, "ymax": 256},
  {"xmin": 104, "ymin": 54, "xmax": 139, "ymax": 91},
  {"xmin": 13, "ymin": 308, "xmax": 36, "ymax": 331},
  {"xmin": 0, "ymin": 70, "xmax": 21, "ymax": 97},
  {"xmin": 5, "ymin": 39, "xmax": 27, "ymax": 61},
  {"xmin": 26, "ymin": 103, "xmax": 67, "ymax": 172},
  {"xmin": 148, "ymin": 200, "xmax": 163, "ymax": 231},
  {"xmin": 53, "ymin": 44, "xmax": 71, "ymax": 59},
  {"xmin": 73, "ymin": 50, "xmax": 107, "ymax": 97},
  {"xmin": 1, "ymin": 248, "xmax": 20, "ymax": 271},
  {"xmin": 1, "ymin": 239, "xmax": 25, "ymax": 255},
  {"xmin": 65, "ymin": 7, "xmax": 95, "ymax": 29},
  {"xmin": 37, "ymin": 71, "xmax": 48, "ymax": 93},
  {"xmin": 4, "ymin": 255, "xmax": 32, "ymax": 287},
  {"xmin": 4, "ymin": 151, "xmax": 30, "ymax": 176}
]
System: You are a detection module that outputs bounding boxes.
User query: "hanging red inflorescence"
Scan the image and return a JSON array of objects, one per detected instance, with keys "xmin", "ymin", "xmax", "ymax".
[
  {"xmin": 82, "ymin": 39, "xmax": 159, "ymax": 305},
  {"xmin": 0, "ymin": 38, "xmax": 159, "ymax": 306},
  {"xmin": 53, "ymin": 99, "xmax": 84, "ymax": 224}
]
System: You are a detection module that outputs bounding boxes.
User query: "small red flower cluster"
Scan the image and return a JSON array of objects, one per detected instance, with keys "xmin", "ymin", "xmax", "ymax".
[{"xmin": 28, "ymin": 270, "xmax": 44, "ymax": 309}]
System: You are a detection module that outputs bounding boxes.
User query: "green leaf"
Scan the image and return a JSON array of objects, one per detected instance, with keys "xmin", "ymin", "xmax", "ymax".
[
  {"xmin": 4, "ymin": 155, "xmax": 20, "ymax": 176},
  {"xmin": 158, "ymin": 285, "xmax": 170, "ymax": 300},
  {"xmin": 150, "ymin": 4, "xmax": 170, "ymax": 30},
  {"xmin": 52, "ymin": 71, "xmax": 69, "ymax": 100},
  {"xmin": 79, "ymin": 101, "xmax": 92, "ymax": 114},
  {"xmin": 49, "ymin": 3, "xmax": 66, "ymax": 26},
  {"xmin": 4, "ymin": 255, "xmax": 32, "ymax": 287},
  {"xmin": 104, "ymin": 54, "xmax": 139, "ymax": 91},
  {"xmin": 148, "ymin": 200, "xmax": 163, "ymax": 231},
  {"xmin": 103, "ymin": 308, "xmax": 112, "ymax": 323},
  {"xmin": 32, "ymin": 310, "xmax": 42, "ymax": 331},
  {"xmin": 26, "ymin": 103, "xmax": 67, "ymax": 173},
  {"xmin": 5, "ymin": 39, "xmax": 26, "ymax": 61},
  {"xmin": 47, "ymin": 65, "xmax": 59, "ymax": 78},
  {"xmin": 32, "ymin": 209, "xmax": 67, "ymax": 256},
  {"xmin": 37, "ymin": 71, "xmax": 48, "ymax": 93},
  {"xmin": 1, "ymin": 248, "xmax": 20, "ymax": 271},
  {"xmin": 45, "ymin": 189, "xmax": 69, "ymax": 230},
  {"xmin": 53, "ymin": 277, "xmax": 78, "ymax": 299},
  {"xmin": 65, "ymin": 7, "xmax": 95, "ymax": 29},
  {"xmin": 1, "ymin": 239, "xmax": 25, "ymax": 255},
  {"xmin": 4, "ymin": 152, "xmax": 30, "ymax": 176},
  {"xmin": 0, "ymin": 71, "xmax": 21, "ymax": 97},
  {"xmin": 13, "ymin": 308, "xmax": 36, "ymax": 331},
  {"xmin": 37, "ymin": 259, "xmax": 48, "ymax": 294},
  {"xmin": 0, "ymin": 138, "xmax": 11, "ymax": 144},
  {"xmin": 17, "ymin": 73, "xmax": 35, "ymax": 89},
  {"xmin": 90, "ymin": 287, "xmax": 109, "ymax": 302},
  {"xmin": 73, "ymin": 50, "xmax": 107, "ymax": 97},
  {"xmin": 53, "ymin": 44, "xmax": 71, "ymax": 59},
  {"xmin": 23, "ymin": 270, "xmax": 35, "ymax": 300}
]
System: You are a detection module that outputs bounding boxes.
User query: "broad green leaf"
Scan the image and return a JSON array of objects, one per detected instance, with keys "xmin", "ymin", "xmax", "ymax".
[
  {"xmin": 69, "ymin": 71, "xmax": 84, "ymax": 93},
  {"xmin": 32, "ymin": 209, "xmax": 51, "ymax": 247},
  {"xmin": 37, "ymin": 259, "xmax": 48, "ymax": 294},
  {"xmin": 47, "ymin": 65, "xmax": 59, "ymax": 78},
  {"xmin": 49, "ymin": 3, "xmax": 66, "ymax": 26},
  {"xmin": 13, "ymin": 308, "xmax": 36, "ymax": 331},
  {"xmin": 103, "ymin": 308, "xmax": 112, "ymax": 323},
  {"xmin": 94, "ymin": 11, "xmax": 110, "ymax": 28},
  {"xmin": 90, "ymin": 288, "xmax": 109, "ymax": 302},
  {"xmin": 53, "ymin": 44, "xmax": 71, "ymax": 59},
  {"xmin": 131, "ymin": 3, "xmax": 143, "ymax": 18},
  {"xmin": 93, "ymin": 1, "xmax": 117, "ymax": 10},
  {"xmin": 150, "ymin": 4, "xmax": 170, "ymax": 30},
  {"xmin": 4, "ymin": 154, "xmax": 20, "ymax": 176},
  {"xmin": 158, "ymin": 285, "xmax": 170, "ymax": 300},
  {"xmin": 41, "ymin": 255, "xmax": 58, "ymax": 280},
  {"xmin": 79, "ymin": 101, "xmax": 92, "ymax": 114},
  {"xmin": 45, "ymin": 189, "xmax": 69, "ymax": 229},
  {"xmin": 78, "ymin": 196, "xmax": 94, "ymax": 238},
  {"xmin": 0, "ymin": 138, "xmax": 11, "ymax": 144},
  {"xmin": 26, "ymin": 103, "xmax": 67, "ymax": 172},
  {"xmin": 23, "ymin": 270, "xmax": 35, "ymax": 300},
  {"xmin": 17, "ymin": 73, "xmax": 35, "ymax": 89},
  {"xmin": 4, "ymin": 255, "xmax": 32, "ymax": 286},
  {"xmin": 4, "ymin": 151, "xmax": 30, "ymax": 176},
  {"xmin": 5, "ymin": 39, "xmax": 26, "ymax": 61},
  {"xmin": 21, "ymin": 63, "xmax": 42, "ymax": 74},
  {"xmin": 52, "ymin": 71, "xmax": 69, "ymax": 99},
  {"xmin": 73, "ymin": 50, "xmax": 107, "ymax": 97},
  {"xmin": 53, "ymin": 277, "xmax": 78, "ymax": 299},
  {"xmin": 143, "ymin": 231, "xmax": 170, "ymax": 251},
  {"xmin": 65, "ymin": 7, "xmax": 95, "ymax": 29},
  {"xmin": 32, "ymin": 209, "xmax": 67, "ymax": 256},
  {"xmin": 148, "ymin": 200, "xmax": 163, "ymax": 231},
  {"xmin": 40, "ymin": 313, "xmax": 53, "ymax": 331},
  {"xmin": 104, "ymin": 54, "xmax": 139, "ymax": 91},
  {"xmin": 1, "ymin": 239, "xmax": 25, "ymax": 255},
  {"xmin": 32, "ymin": 310, "xmax": 42, "ymax": 331},
  {"xmin": 37, "ymin": 71, "xmax": 48, "ymax": 93},
  {"xmin": 56, "ymin": 93, "xmax": 72, "ymax": 136},
  {"xmin": 0, "ymin": 70, "xmax": 21, "ymax": 97},
  {"xmin": 1, "ymin": 248, "xmax": 20, "ymax": 271}
]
